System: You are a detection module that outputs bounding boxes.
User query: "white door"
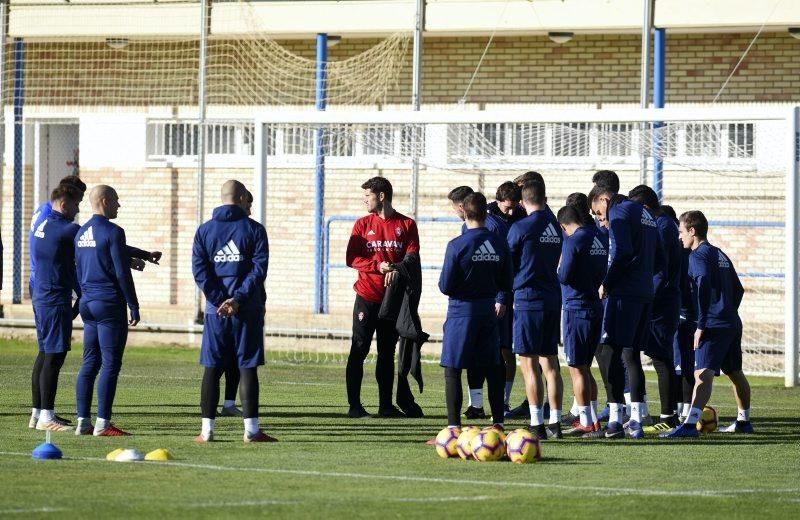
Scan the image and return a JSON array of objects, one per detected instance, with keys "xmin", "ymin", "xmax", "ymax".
[{"xmin": 34, "ymin": 122, "xmax": 79, "ymax": 208}]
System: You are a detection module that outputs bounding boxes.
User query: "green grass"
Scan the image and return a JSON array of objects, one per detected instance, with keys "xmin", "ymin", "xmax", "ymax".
[{"xmin": 1, "ymin": 339, "xmax": 799, "ymax": 519}]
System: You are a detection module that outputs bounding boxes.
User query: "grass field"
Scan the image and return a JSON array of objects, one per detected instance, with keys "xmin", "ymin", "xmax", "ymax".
[{"xmin": 1, "ymin": 339, "xmax": 799, "ymax": 519}]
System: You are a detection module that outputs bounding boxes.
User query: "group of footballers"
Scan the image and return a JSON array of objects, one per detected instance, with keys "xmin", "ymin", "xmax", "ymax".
[
  {"xmin": 344, "ymin": 171, "xmax": 754, "ymax": 441},
  {"xmin": 27, "ymin": 175, "xmax": 276, "ymax": 442},
  {"xmin": 25, "ymin": 167, "xmax": 753, "ymax": 443}
]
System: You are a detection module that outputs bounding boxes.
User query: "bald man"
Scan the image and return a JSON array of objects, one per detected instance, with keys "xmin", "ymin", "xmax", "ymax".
[
  {"xmin": 192, "ymin": 180, "xmax": 274, "ymax": 443},
  {"xmin": 74, "ymin": 185, "xmax": 140, "ymax": 436}
]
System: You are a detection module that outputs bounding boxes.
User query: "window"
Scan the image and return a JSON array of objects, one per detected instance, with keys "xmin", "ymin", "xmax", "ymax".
[
  {"xmin": 727, "ymin": 123, "xmax": 754, "ymax": 159},
  {"xmin": 147, "ymin": 121, "xmax": 255, "ymax": 158},
  {"xmin": 552, "ymin": 123, "xmax": 589, "ymax": 157},
  {"xmin": 510, "ymin": 123, "xmax": 546, "ymax": 156}
]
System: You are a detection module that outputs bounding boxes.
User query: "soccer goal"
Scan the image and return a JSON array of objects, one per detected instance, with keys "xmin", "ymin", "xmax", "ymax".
[{"xmin": 253, "ymin": 106, "xmax": 800, "ymax": 386}]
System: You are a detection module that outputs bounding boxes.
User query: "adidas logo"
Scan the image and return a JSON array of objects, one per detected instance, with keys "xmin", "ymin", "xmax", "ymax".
[
  {"xmin": 589, "ymin": 236, "xmax": 607, "ymax": 256},
  {"xmin": 30, "ymin": 211, "xmax": 41, "ymax": 232},
  {"xmin": 641, "ymin": 208, "xmax": 657, "ymax": 228},
  {"xmin": 214, "ymin": 240, "xmax": 243, "ymax": 263},
  {"xmin": 367, "ymin": 230, "xmax": 376, "ymax": 236},
  {"xmin": 77, "ymin": 226, "xmax": 96, "ymax": 248},
  {"xmin": 471, "ymin": 239, "xmax": 500, "ymax": 262},
  {"xmin": 718, "ymin": 251, "xmax": 731, "ymax": 269},
  {"xmin": 34, "ymin": 220, "xmax": 47, "ymax": 239},
  {"xmin": 539, "ymin": 223, "xmax": 561, "ymax": 244}
]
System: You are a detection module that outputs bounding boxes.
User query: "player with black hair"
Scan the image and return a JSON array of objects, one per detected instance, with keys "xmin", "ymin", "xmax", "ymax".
[
  {"xmin": 662, "ymin": 211, "xmax": 753, "ymax": 437},
  {"xmin": 628, "ymin": 185, "xmax": 682, "ymax": 432},
  {"xmin": 488, "ymin": 181, "xmax": 526, "ymax": 226},
  {"xmin": 447, "ymin": 186, "xmax": 511, "ymax": 419},
  {"xmin": 439, "ymin": 192, "xmax": 512, "ymax": 431},
  {"xmin": 507, "ymin": 180, "xmax": 564, "ymax": 439},
  {"xmin": 556, "ymin": 204, "xmax": 607, "ymax": 435},
  {"xmin": 592, "ymin": 170, "xmax": 620, "ymax": 194},
  {"xmin": 589, "ymin": 184, "xmax": 657, "ymax": 439}
]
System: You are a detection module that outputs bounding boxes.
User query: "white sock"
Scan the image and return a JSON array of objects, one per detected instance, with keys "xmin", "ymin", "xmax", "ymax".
[
  {"xmin": 630, "ymin": 402, "xmax": 643, "ymax": 423},
  {"xmin": 31, "ymin": 407, "xmax": 41, "ymax": 418},
  {"xmin": 590, "ymin": 401, "xmax": 598, "ymax": 424},
  {"xmin": 624, "ymin": 392, "xmax": 632, "ymax": 407},
  {"xmin": 529, "ymin": 406, "xmax": 544, "ymax": 426},
  {"xmin": 468, "ymin": 389, "xmax": 484, "ymax": 409},
  {"xmin": 549, "ymin": 408, "xmax": 562, "ymax": 425},
  {"xmin": 201, "ymin": 418, "xmax": 215, "ymax": 438},
  {"xmin": 244, "ymin": 417, "xmax": 259, "ymax": 435},
  {"xmin": 642, "ymin": 397, "xmax": 649, "ymax": 418},
  {"xmin": 676, "ymin": 402, "xmax": 684, "ymax": 416},
  {"xmin": 681, "ymin": 403, "xmax": 691, "ymax": 417},
  {"xmin": 223, "ymin": 400, "xmax": 235, "ymax": 408},
  {"xmin": 685, "ymin": 407, "xmax": 702, "ymax": 425},
  {"xmin": 570, "ymin": 397, "xmax": 579, "ymax": 416},
  {"xmin": 737, "ymin": 408, "xmax": 750, "ymax": 422},
  {"xmin": 96, "ymin": 418, "xmax": 109, "ymax": 431},
  {"xmin": 77, "ymin": 417, "xmax": 91, "ymax": 426},
  {"xmin": 504, "ymin": 382, "xmax": 513, "ymax": 406},
  {"xmin": 578, "ymin": 405, "xmax": 591, "ymax": 427},
  {"xmin": 609, "ymin": 403, "xmax": 623, "ymax": 424},
  {"xmin": 40, "ymin": 409, "xmax": 54, "ymax": 422}
]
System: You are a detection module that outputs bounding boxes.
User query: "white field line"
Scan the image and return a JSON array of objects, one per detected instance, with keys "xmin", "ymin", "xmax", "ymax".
[
  {"xmin": 392, "ymin": 496, "xmax": 495, "ymax": 503},
  {"xmin": 0, "ymin": 451, "xmax": 796, "ymax": 499},
  {"xmin": 0, "ymin": 507, "xmax": 66, "ymax": 514},
  {"xmin": 187, "ymin": 500, "xmax": 297, "ymax": 508}
]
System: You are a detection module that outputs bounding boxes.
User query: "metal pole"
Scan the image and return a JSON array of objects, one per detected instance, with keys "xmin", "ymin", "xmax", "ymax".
[
  {"xmin": 786, "ymin": 106, "xmax": 800, "ymax": 387},
  {"xmin": 314, "ymin": 33, "xmax": 327, "ymax": 314},
  {"xmin": 12, "ymin": 37, "xmax": 23, "ymax": 304},
  {"xmin": 0, "ymin": 0, "xmax": 7, "ymax": 310},
  {"xmin": 194, "ymin": 0, "xmax": 210, "ymax": 323},
  {"xmin": 639, "ymin": 0, "xmax": 654, "ymax": 185},
  {"xmin": 410, "ymin": 0, "xmax": 425, "ymax": 219},
  {"xmin": 652, "ymin": 27, "xmax": 665, "ymax": 200}
]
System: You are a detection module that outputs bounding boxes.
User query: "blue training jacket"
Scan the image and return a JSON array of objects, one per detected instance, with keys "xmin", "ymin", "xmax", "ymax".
[
  {"xmin": 679, "ymin": 247, "xmax": 697, "ymax": 322},
  {"xmin": 507, "ymin": 208, "xmax": 562, "ymax": 311},
  {"xmin": 603, "ymin": 197, "xmax": 657, "ymax": 302},
  {"xmin": 75, "ymin": 215, "xmax": 139, "ymax": 319},
  {"xmin": 689, "ymin": 242, "xmax": 744, "ymax": 330},
  {"xmin": 654, "ymin": 214, "xmax": 681, "ymax": 306},
  {"xmin": 439, "ymin": 227, "xmax": 513, "ymax": 317},
  {"xmin": 32, "ymin": 210, "xmax": 81, "ymax": 307},
  {"xmin": 558, "ymin": 225, "xmax": 608, "ymax": 310},
  {"xmin": 461, "ymin": 213, "xmax": 511, "ymax": 305},
  {"xmin": 192, "ymin": 204, "xmax": 269, "ymax": 315},
  {"xmin": 29, "ymin": 202, "xmax": 53, "ymax": 287}
]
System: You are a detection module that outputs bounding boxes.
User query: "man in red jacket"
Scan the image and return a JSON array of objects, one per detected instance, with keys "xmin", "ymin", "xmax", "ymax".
[{"xmin": 345, "ymin": 177, "xmax": 420, "ymax": 418}]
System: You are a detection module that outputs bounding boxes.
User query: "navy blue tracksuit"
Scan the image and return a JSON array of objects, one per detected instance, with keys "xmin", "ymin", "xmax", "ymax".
[
  {"xmin": 74, "ymin": 215, "xmax": 139, "ymax": 420},
  {"xmin": 646, "ymin": 214, "xmax": 682, "ymax": 361},
  {"xmin": 32, "ymin": 211, "xmax": 81, "ymax": 354},
  {"xmin": 193, "ymin": 204, "xmax": 269, "ymax": 369},
  {"xmin": 559, "ymin": 226, "xmax": 608, "ymax": 367},
  {"xmin": 439, "ymin": 227, "xmax": 512, "ymax": 369},
  {"xmin": 674, "ymin": 248, "xmax": 698, "ymax": 376},
  {"xmin": 507, "ymin": 209, "xmax": 562, "ymax": 356}
]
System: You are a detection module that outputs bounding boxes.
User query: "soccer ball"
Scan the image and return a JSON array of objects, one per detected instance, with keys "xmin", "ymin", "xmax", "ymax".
[
  {"xmin": 456, "ymin": 427, "xmax": 481, "ymax": 460},
  {"xmin": 469, "ymin": 429, "xmax": 506, "ymax": 462},
  {"xmin": 505, "ymin": 428, "xmax": 542, "ymax": 464},
  {"xmin": 696, "ymin": 406, "xmax": 718, "ymax": 433},
  {"xmin": 434, "ymin": 427, "xmax": 462, "ymax": 459},
  {"xmin": 482, "ymin": 425, "xmax": 506, "ymax": 445}
]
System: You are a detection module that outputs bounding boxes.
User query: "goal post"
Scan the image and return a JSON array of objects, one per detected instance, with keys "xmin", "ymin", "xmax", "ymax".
[{"xmin": 255, "ymin": 106, "xmax": 800, "ymax": 385}]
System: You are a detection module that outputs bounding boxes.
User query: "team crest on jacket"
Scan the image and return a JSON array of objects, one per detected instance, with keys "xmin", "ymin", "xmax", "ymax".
[
  {"xmin": 358, "ymin": 311, "xmax": 365, "ymax": 322},
  {"xmin": 395, "ymin": 226, "xmax": 402, "ymax": 237}
]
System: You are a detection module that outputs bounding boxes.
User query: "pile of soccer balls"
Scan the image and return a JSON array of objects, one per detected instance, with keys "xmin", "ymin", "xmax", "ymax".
[{"xmin": 434, "ymin": 426, "xmax": 541, "ymax": 463}]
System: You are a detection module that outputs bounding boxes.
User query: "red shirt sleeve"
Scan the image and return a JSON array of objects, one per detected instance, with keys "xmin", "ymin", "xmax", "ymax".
[
  {"xmin": 346, "ymin": 218, "xmax": 380, "ymax": 274},
  {"xmin": 405, "ymin": 219, "xmax": 420, "ymax": 254}
]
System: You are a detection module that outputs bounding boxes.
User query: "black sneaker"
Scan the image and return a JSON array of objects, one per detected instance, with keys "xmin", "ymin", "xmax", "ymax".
[
  {"xmin": 347, "ymin": 405, "xmax": 370, "ymax": 418},
  {"xmin": 54, "ymin": 414, "xmax": 72, "ymax": 425},
  {"xmin": 463, "ymin": 406, "xmax": 486, "ymax": 419},
  {"xmin": 398, "ymin": 401, "xmax": 424, "ymax": 418},
  {"xmin": 377, "ymin": 405, "xmax": 406, "ymax": 418},
  {"xmin": 506, "ymin": 400, "xmax": 530, "ymax": 419},
  {"xmin": 560, "ymin": 412, "xmax": 578, "ymax": 426},
  {"xmin": 581, "ymin": 427, "xmax": 607, "ymax": 439},
  {"xmin": 545, "ymin": 423, "xmax": 563, "ymax": 439},
  {"xmin": 528, "ymin": 424, "xmax": 547, "ymax": 440}
]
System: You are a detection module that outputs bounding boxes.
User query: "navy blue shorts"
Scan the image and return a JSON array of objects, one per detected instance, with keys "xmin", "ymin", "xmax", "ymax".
[
  {"xmin": 644, "ymin": 301, "xmax": 680, "ymax": 361},
  {"xmin": 201, "ymin": 311, "xmax": 265, "ymax": 369},
  {"xmin": 513, "ymin": 309, "xmax": 560, "ymax": 357},
  {"xmin": 498, "ymin": 307, "xmax": 513, "ymax": 350},
  {"xmin": 601, "ymin": 297, "xmax": 651, "ymax": 350},
  {"xmin": 694, "ymin": 326, "xmax": 743, "ymax": 375},
  {"xmin": 440, "ymin": 314, "xmax": 501, "ymax": 369},
  {"xmin": 562, "ymin": 305, "xmax": 602, "ymax": 367},
  {"xmin": 34, "ymin": 304, "xmax": 73, "ymax": 354},
  {"xmin": 673, "ymin": 318, "xmax": 696, "ymax": 376}
]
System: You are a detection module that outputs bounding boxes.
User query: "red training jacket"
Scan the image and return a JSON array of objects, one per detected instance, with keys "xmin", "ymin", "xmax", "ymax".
[{"xmin": 346, "ymin": 211, "xmax": 420, "ymax": 303}]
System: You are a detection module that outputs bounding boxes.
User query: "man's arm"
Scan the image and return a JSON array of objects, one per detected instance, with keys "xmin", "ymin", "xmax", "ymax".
[
  {"xmin": 346, "ymin": 220, "xmax": 380, "ymax": 274},
  {"xmin": 109, "ymin": 227, "xmax": 140, "ymax": 324},
  {"xmin": 191, "ymin": 228, "xmax": 228, "ymax": 309},
  {"xmin": 126, "ymin": 245, "xmax": 162, "ymax": 264},
  {"xmin": 405, "ymin": 220, "xmax": 420, "ymax": 254},
  {"xmin": 690, "ymin": 254, "xmax": 712, "ymax": 331},
  {"xmin": 557, "ymin": 238, "xmax": 578, "ymax": 286},
  {"xmin": 232, "ymin": 226, "xmax": 269, "ymax": 305},
  {"xmin": 602, "ymin": 209, "xmax": 634, "ymax": 292},
  {"xmin": 437, "ymin": 242, "xmax": 462, "ymax": 296}
]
